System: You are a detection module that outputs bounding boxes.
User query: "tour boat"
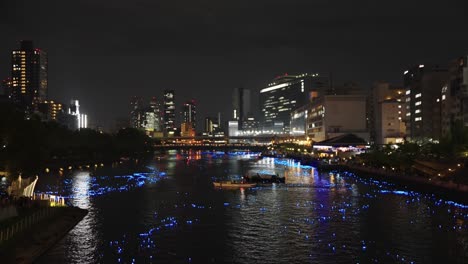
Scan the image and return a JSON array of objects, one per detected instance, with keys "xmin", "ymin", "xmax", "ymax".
[{"xmin": 213, "ymin": 181, "xmax": 256, "ymax": 188}]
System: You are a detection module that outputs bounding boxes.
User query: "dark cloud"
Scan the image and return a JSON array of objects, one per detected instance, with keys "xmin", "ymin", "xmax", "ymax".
[{"xmin": 1, "ymin": 0, "xmax": 467, "ymax": 130}]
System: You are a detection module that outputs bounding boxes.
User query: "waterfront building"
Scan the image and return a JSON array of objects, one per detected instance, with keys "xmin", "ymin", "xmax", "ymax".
[
  {"xmin": 11, "ymin": 40, "xmax": 48, "ymax": 114},
  {"xmin": 306, "ymin": 95, "xmax": 369, "ymax": 143},
  {"xmin": 404, "ymin": 64, "xmax": 449, "ymax": 141},
  {"xmin": 441, "ymin": 56, "xmax": 468, "ymax": 138},
  {"xmin": 260, "ymin": 73, "xmax": 329, "ymax": 133},
  {"xmin": 290, "ymin": 104, "xmax": 308, "ymax": 138},
  {"xmin": 370, "ymin": 82, "xmax": 406, "ymax": 145},
  {"xmin": 163, "ymin": 90, "xmax": 176, "ymax": 136}
]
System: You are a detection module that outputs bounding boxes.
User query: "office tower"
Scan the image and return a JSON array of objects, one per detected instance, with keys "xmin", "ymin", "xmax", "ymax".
[
  {"xmin": 404, "ymin": 64, "xmax": 449, "ymax": 141},
  {"xmin": 11, "ymin": 40, "xmax": 48, "ymax": 113},
  {"xmin": 260, "ymin": 73, "xmax": 329, "ymax": 133},
  {"xmin": 163, "ymin": 90, "xmax": 176, "ymax": 136}
]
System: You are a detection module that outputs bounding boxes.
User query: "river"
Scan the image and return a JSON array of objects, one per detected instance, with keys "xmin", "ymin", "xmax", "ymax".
[{"xmin": 35, "ymin": 150, "xmax": 468, "ymax": 263}]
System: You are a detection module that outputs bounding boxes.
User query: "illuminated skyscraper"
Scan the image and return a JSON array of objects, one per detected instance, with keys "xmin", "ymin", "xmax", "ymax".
[
  {"xmin": 260, "ymin": 73, "xmax": 329, "ymax": 133},
  {"xmin": 182, "ymin": 100, "xmax": 196, "ymax": 129},
  {"xmin": 163, "ymin": 90, "xmax": 176, "ymax": 136},
  {"xmin": 11, "ymin": 40, "xmax": 48, "ymax": 113}
]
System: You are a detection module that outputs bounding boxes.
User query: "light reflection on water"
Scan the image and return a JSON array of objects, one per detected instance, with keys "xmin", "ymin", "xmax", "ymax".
[
  {"xmin": 35, "ymin": 152, "xmax": 468, "ymax": 264},
  {"xmin": 68, "ymin": 172, "xmax": 99, "ymax": 263}
]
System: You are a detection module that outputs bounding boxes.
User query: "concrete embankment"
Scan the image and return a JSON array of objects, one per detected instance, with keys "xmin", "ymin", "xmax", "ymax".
[{"xmin": 0, "ymin": 207, "xmax": 87, "ymax": 264}]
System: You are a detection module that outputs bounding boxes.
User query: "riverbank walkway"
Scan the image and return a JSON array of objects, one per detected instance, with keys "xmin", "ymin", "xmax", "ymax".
[{"xmin": 0, "ymin": 206, "xmax": 87, "ymax": 264}]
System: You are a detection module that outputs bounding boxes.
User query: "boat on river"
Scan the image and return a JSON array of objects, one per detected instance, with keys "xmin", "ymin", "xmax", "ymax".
[{"xmin": 213, "ymin": 181, "xmax": 256, "ymax": 188}]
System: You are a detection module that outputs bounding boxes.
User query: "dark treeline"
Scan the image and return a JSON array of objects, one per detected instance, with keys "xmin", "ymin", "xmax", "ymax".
[{"xmin": 0, "ymin": 102, "xmax": 153, "ymax": 176}]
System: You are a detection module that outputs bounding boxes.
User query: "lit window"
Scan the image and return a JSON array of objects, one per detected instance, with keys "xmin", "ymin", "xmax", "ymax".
[
  {"xmin": 415, "ymin": 109, "xmax": 421, "ymax": 114},
  {"xmin": 415, "ymin": 93, "xmax": 421, "ymax": 98},
  {"xmin": 415, "ymin": 117, "xmax": 422, "ymax": 121},
  {"xmin": 442, "ymin": 95, "xmax": 446, "ymax": 101},
  {"xmin": 415, "ymin": 101, "xmax": 422, "ymax": 106},
  {"xmin": 405, "ymin": 90, "xmax": 411, "ymax": 95}
]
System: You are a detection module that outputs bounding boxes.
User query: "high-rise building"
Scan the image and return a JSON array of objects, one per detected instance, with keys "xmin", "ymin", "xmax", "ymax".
[
  {"xmin": 130, "ymin": 96, "xmax": 143, "ymax": 128},
  {"xmin": 260, "ymin": 73, "xmax": 329, "ymax": 133},
  {"xmin": 441, "ymin": 56, "xmax": 468, "ymax": 138},
  {"xmin": 180, "ymin": 100, "xmax": 196, "ymax": 137},
  {"xmin": 150, "ymin": 97, "xmax": 163, "ymax": 132},
  {"xmin": 404, "ymin": 64, "xmax": 449, "ymax": 141},
  {"xmin": 370, "ymin": 82, "xmax": 406, "ymax": 145},
  {"xmin": 163, "ymin": 90, "xmax": 176, "ymax": 136},
  {"xmin": 182, "ymin": 100, "xmax": 196, "ymax": 130},
  {"xmin": 11, "ymin": 40, "xmax": 48, "ymax": 113},
  {"xmin": 232, "ymin": 87, "xmax": 251, "ymax": 130}
]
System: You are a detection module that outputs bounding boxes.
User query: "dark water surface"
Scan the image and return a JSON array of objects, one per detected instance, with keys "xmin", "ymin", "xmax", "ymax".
[{"xmin": 35, "ymin": 151, "xmax": 468, "ymax": 263}]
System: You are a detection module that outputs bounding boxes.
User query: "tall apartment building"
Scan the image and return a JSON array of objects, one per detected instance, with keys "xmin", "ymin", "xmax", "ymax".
[
  {"xmin": 11, "ymin": 40, "xmax": 47, "ymax": 114},
  {"xmin": 163, "ymin": 90, "xmax": 176, "ymax": 136}
]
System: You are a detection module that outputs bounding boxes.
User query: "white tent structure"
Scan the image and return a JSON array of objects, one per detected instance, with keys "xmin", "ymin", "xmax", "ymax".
[{"xmin": 7, "ymin": 175, "xmax": 38, "ymax": 198}]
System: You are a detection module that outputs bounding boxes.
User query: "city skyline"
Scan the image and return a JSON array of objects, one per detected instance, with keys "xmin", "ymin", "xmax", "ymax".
[{"xmin": 1, "ymin": 0, "xmax": 467, "ymax": 130}]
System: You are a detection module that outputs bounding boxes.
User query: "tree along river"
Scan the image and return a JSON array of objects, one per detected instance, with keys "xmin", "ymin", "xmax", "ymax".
[{"xmin": 35, "ymin": 150, "xmax": 468, "ymax": 263}]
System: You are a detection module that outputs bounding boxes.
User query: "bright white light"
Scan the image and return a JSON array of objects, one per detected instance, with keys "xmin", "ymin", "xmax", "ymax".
[{"xmin": 260, "ymin": 83, "xmax": 290, "ymax": 93}]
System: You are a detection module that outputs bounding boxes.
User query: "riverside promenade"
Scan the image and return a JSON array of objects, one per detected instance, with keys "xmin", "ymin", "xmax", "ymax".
[{"xmin": 0, "ymin": 206, "xmax": 87, "ymax": 264}]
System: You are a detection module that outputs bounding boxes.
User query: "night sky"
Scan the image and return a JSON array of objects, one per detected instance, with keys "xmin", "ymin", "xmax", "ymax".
[{"xmin": 1, "ymin": 0, "xmax": 467, "ymax": 130}]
